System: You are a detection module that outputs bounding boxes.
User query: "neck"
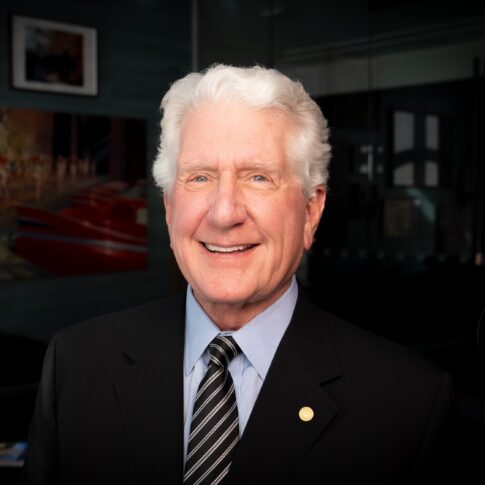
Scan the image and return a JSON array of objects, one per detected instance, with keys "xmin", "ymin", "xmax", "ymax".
[{"xmin": 193, "ymin": 280, "xmax": 292, "ymax": 331}]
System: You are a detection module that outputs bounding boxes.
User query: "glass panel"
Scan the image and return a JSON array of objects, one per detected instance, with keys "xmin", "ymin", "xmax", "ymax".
[
  {"xmin": 424, "ymin": 114, "xmax": 439, "ymax": 186},
  {"xmin": 196, "ymin": 1, "xmax": 485, "ymax": 404},
  {"xmin": 394, "ymin": 163, "xmax": 414, "ymax": 186},
  {"xmin": 424, "ymin": 161, "xmax": 438, "ymax": 187},
  {"xmin": 394, "ymin": 111, "xmax": 415, "ymax": 153},
  {"xmin": 393, "ymin": 111, "xmax": 415, "ymax": 186},
  {"xmin": 425, "ymin": 115, "xmax": 439, "ymax": 151}
]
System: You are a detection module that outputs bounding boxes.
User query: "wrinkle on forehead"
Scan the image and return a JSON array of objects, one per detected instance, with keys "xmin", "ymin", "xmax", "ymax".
[
  {"xmin": 176, "ymin": 102, "xmax": 300, "ymax": 183},
  {"xmin": 178, "ymin": 102, "xmax": 295, "ymax": 147}
]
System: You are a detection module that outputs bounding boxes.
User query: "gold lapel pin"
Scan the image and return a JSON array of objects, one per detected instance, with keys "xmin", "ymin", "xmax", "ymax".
[{"xmin": 299, "ymin": 406, "xmax": 314, "ymax": 422}]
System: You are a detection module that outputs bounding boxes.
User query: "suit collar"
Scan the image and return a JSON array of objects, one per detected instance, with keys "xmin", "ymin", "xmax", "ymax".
[
  {"xmin": 113, "ymin": 293, "xmax": 186, "ymax": 484},
  {"xmin": 112, "ymin": 287, "xmax": 343, "ymax": 484},
  {"xmin": 284, "ymin": 288, "xmax": 343, "ymax": 385},
  {"xmin": 227, "ymin": 288, "xmax": 343, "ymax": 484}
]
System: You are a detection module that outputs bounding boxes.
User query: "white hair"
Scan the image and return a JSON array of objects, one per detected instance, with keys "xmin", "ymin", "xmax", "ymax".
[{"xmin": 152, "ymin": 64, "xmax": 331, "ymax": 198}]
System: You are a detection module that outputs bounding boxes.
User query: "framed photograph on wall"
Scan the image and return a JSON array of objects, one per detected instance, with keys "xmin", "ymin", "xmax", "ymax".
[
  {"xmin": 11, "ymin": 15, "xmax": 97, "ymax": 96},
  {"xmin": 0, "ymin": 106, "xmax": 147, "ymax": 280}
]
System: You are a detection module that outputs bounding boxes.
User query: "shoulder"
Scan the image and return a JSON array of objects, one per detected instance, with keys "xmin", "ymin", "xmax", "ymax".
[
  {"xmin": 297, "ymin": 289, "xmax": 447, "ymax": 385},
  {"xmin": 50, "ymin": 291, "xmax": 186, "ymax": 353},
  {"xmin": 295, "ymin": 290, "xmax": 455, "ymax": 445}
]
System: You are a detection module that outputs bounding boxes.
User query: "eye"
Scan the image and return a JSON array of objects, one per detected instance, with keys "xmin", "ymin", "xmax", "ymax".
[
  {"xmin": 191, "ymin": 174, "xmax": 208, "ymax": 183},
  {"xmin": 251, "ymin": 174, "xmax": 268, "ymax": 182}
]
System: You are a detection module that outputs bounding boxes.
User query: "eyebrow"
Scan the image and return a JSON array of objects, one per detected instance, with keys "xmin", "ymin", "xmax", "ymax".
[
  {"xmin": 177, "ymin": 162, "xmax": 215, "ymax": 174},
  {"xmin": 177, "ymin": 160, "xmax": 281, "ymax": 174}
]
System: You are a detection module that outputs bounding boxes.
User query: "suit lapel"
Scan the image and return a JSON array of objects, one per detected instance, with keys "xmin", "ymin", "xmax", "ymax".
[
  {"xmin": 227, "ymin": 291, "xmax": 343, "ymax": 485},
  {"xmin": 113, "ymin": 293, "xmax": 186, "ymax": 484}
]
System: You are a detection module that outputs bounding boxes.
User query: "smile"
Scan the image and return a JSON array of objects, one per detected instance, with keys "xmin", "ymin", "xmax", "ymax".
[{"xmin": 203, "ymin": 243, "xmax": 256, "ymax": 253}]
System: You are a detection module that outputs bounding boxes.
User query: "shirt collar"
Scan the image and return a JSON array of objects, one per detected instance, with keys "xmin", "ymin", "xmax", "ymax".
[
  {"xmin": 184, "ymin": 288, "xmax": 221, "ymax": 377},
  {"xmin": 184, "ymin": 276, "xmax": 298, "ymax": 380}
]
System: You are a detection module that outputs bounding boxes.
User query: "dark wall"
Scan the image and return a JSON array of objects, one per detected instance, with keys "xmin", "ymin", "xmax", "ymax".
[{"xmin": 0, "ymin": 0, "xmax": 191, "ymax": 341}]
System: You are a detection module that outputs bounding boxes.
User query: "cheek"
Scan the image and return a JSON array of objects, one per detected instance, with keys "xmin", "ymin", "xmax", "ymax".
[
  {"xmin": 168, "ymin": 195, "xmax": 205, "ymax": 237},
  {"xmin": 266, "ymin": 200, "xmax": 307, "ymax": 254},
  {"xmin": 170, "ymin": 217, "xmax": 195, "ymax": 250},
  {"xmin": 284, "ymin": 199, "xmax": 308, "ymax": 243},
  {"xmin": 293, "ymin": 220, "xmax": 308, "ymax": 253}
]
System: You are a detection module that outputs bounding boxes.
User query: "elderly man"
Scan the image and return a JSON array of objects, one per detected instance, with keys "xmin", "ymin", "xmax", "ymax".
[{"xmin": 22, "ymin": 65, "xmax": 456, "ymax": 485}]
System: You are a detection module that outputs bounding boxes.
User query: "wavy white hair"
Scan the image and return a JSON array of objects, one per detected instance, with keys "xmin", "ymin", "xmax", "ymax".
[{"xmin": 152, "ymin": 64, "xmax": 331, "ymax": 198}]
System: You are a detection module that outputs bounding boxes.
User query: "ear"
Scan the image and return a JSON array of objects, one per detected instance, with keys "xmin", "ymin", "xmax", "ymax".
[
  {"xmin": 163, "ymin": 194, "xmax": 171, "ymax": 227},
  {"xmin": 303, "ymin": 185, "xmax": 326, "ymax": 251},
  {"xmin": 163, "ymin": 194, "xmax": 174, "ymax": 249}
]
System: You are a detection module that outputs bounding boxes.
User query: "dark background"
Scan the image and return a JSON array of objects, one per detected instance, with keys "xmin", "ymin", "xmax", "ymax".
[{"xmin": 1, "ymin": 0, "xmax": 484, "ymax": 482}]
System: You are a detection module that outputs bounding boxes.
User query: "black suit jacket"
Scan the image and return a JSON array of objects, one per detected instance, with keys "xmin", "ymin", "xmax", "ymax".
[{"xmin": 22, "ymin": 290, "xmax": 457, "ymax": 484}]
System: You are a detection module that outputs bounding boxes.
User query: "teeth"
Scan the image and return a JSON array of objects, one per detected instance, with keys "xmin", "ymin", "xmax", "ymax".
[{"xmin": 204, "ymin": 243, "xmax": 252, "ymax": 253}]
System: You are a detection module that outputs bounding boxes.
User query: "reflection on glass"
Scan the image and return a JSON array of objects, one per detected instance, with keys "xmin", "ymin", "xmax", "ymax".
[
  {"xmin": 425, "ymin": 115, "xmax": 439, "ymax": 186},
  {"xmin": 394, "ymin": 111, "xmax": 415, "ymax": 152},
  {"xmin": 394, "ymin": 163, "xmax": 414, "ymax": 186},
  {"xmin": 393, "ymin": 111, "xmax": 415, "ymax": 186},
  {"xmin": 425, "ymin": 161, "xmax": 438, "ymax": 187},
  {"xmin": 425, "ymin": 115, "xmax": 439, "ymax": 150}
]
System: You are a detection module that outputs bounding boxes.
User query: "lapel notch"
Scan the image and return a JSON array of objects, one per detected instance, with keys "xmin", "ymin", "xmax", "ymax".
[
  {"xmin": 113, "ymin": 294, "xmax": 185, "ymax": 484},
  {"xmin": 227, "ymin": 290, "xmax": 343, "ymax": 484}
]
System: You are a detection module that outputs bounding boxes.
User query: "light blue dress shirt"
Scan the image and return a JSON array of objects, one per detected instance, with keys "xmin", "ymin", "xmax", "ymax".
[{"xmin": 183, "ymin": 276, "xmax": 298, "ymax": 461}]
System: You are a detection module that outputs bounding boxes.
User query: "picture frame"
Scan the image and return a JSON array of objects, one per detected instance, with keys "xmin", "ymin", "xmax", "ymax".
[
  {"xmin": 0, "ymin": 106, "xmax": 148, "ymax": 280},
  {"xmin": 11, "ymin": 15, "xmax": 97, "ymax": 96}
]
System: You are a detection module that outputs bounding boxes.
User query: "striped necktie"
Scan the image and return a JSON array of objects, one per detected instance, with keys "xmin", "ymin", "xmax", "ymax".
[{"xmin": 184, "ymin": 335, "xmax": 241, "ymax": 485}]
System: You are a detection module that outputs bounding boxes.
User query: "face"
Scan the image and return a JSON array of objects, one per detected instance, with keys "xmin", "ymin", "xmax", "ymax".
[{"xmin": 164, "ymin": 102, "xmax": 325, "ymax": 327}]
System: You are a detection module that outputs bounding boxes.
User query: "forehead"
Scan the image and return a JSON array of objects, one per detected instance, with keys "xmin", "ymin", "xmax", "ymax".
[{"xmin": 177, "ymin": 102, "xmax": 294, "ymax": 168}]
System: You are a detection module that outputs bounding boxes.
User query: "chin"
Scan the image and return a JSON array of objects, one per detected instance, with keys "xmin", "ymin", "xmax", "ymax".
[{"xmin": 195, "ymin": 282, "xmax": 258, "ymax": 306}]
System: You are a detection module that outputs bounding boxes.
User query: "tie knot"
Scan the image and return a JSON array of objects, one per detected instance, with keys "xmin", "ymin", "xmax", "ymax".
[{"xmin": 209, "ymin": 335, "xmax": 240, "ymax": 368}]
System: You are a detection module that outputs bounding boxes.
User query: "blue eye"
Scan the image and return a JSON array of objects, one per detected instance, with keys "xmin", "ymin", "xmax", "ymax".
[
  {"xmin": 193, "ymin": 175, "xmax": 208, "ymax": 183},
  {"xmin": 252, "ymin": 174, "xmax": 268, "ymax": 182}
]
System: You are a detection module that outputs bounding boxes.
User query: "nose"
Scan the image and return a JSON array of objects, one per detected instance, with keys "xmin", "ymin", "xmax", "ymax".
[{"xmin": 207, "ymin": 177, "xmax": 247, "ymax": 229}]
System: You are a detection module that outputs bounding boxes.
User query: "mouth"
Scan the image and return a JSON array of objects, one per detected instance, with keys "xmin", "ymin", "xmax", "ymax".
[{"xmin": 202, "ymin": 242, "xmax": 257, "ymax": 254}]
